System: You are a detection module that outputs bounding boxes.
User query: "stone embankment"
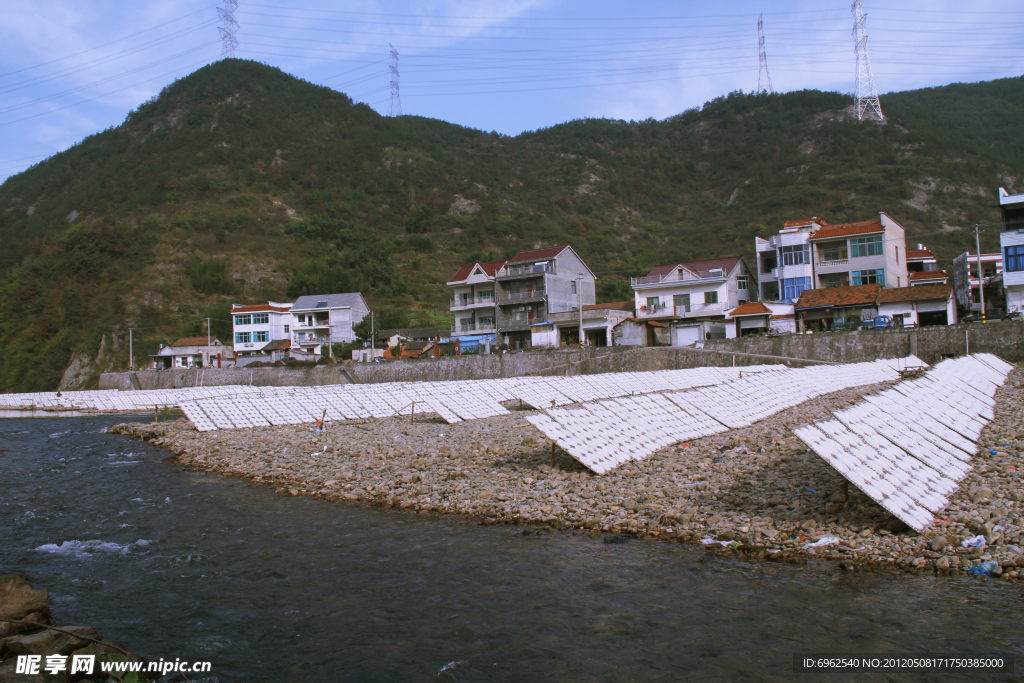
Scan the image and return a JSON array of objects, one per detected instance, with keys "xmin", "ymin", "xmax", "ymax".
[
  {"xmin": 0, "ymin": 575, "xmax": 150, "ymax": 681},
  {"xmin": 113, "ymin": 365, "xmax": 1024, "ymax": 579}
]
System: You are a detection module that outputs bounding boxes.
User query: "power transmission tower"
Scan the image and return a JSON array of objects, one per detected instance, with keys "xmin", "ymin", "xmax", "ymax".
[
  {"xmin": 851, "ymin": 0, "xmax": 883, "ymax": 121},
  {"xmin": 757, "ymin": 13, "xmax": 773, "ymax": 94},
  {"xmin": 217, "ymin": 0, "xmax": 239, "ymax": 58},
  {"xmin": 389, "ymin": 44, "xmax": 402, "ymax": 116}
]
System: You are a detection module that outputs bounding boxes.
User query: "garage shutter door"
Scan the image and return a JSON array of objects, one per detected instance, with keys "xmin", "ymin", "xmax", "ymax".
[
  {"xmin": 916, "ymin": 300, "xmax": 946, "ymax": 313},
  {"xmin": 739, "ymin": 317, "xmax": 767, "ymax": 330}
]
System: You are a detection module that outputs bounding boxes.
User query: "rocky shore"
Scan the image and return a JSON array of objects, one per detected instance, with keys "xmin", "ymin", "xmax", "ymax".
[
  {"xmin": 112, "ymin": 364, "xmax": 1024, "ymax": 579},
  {"xmin": 0, "ymin": 576, "xmax": 150, "ymax": 682}
]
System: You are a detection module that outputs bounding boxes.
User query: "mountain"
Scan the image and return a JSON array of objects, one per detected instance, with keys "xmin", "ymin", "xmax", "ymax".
[{"xmin": 1, "ymin": 59, "xmax": 1021, "ymax": 392}]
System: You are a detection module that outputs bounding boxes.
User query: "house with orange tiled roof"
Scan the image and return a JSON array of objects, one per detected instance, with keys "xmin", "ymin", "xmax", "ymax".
[
  {"xmin": 446, "ymin": 259, "xmax": 506, "ymax": 344},
  {"xmin": 794, "ymin": 282, "xmax": 957, "ymax": 330},
  {"xmin": 151, "ymin": 336, "xmax": 232, "ymax": 369},
  {"xmin": 755, "ymin": 212, "xmax": 910, "ymax": 301},
  {"xmin": 631, "ymin": 256, "xmax": 755, "ymax": 345}
]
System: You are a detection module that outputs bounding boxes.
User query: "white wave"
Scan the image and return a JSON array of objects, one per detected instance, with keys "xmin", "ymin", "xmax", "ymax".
[{"xmin": 33, "ymin": 539, "xmax": 154, "ymax": 559}]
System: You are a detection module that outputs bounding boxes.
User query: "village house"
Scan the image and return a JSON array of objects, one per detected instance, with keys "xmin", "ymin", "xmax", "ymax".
[
  {"xmin": 231, "ymin": 301, "xmax": 293, "ymax": 364},
  {"xmin": 756, "ymin": 213, "xmax": 910, "ymax": 301},
  {"xmin": 539, "ymin": 300, "xmax": 635, "ymax": 348},
  {"xmin": 290, "ymin": 293, "xmax": 369, "ymax": 360},
  {"xmin": 445, "ymin": 245, "xmax": 597, "ymax": 349},
  {"xmin": 999, "ymin": 187, "xmax": 1024, "ymax": 314},
  {"xmin": 630, "ymin": 257, "xmax": 754, "ymax": 345},
  {"xmin": 151, "ymin": 337, "xmax": 231, "ymax": 369},
  {"xmin": 794, "ymin": 283, "xmax": 956, "ymax": 330}
]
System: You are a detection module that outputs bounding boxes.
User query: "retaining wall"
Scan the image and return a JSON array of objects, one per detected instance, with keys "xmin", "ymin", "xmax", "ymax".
[{"xmin": 97, "ymin": 321, "xmax": 1022, "ymax": 390}]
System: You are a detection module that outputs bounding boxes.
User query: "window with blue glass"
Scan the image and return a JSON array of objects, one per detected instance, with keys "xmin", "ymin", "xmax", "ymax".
[
  {"xmin": 254, "ymin": 331, "xmax": 268, "ymax": 343},
  {"xmin": 850, "ymin": 236, "xmax": 883, "ymax": 257},
  {"xmin": 1006, "ymin": 245, "xmax": 1024, "ymax": 272},
  {"xmin": 235, "ymin": 332, "xmax": 251, "ymax": 344},
  {"xmin": 782, "ymin": 277, "xmax": 811, "ymax": 300},
  {"xmin": 852, "ymin": 269, "xmax": 884, "ymax": 285}
]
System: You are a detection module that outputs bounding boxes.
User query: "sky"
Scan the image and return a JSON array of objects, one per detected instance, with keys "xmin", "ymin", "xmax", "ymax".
[{"xmin": 2, "ymin": 0, "xmax": 1023, "ymax": 183}]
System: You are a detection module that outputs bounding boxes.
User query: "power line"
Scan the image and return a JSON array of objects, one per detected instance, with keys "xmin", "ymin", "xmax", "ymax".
[{"xmin": 852, "ymin": 0, "xmax": 884, "ymax": 121}]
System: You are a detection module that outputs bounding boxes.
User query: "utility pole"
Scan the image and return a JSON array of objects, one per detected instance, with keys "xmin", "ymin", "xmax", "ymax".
[
  {"xmin": 370, "ymin": 311, "xmax": 375, "ymax": 359},
  {"xmin": 757, "ymin": 13, "xmax": 773, "ymax": 94},
  {"xmin": 217, "ymin": 0, "xmax": 239, "ymax": 58},
  {"xmin": 129, "ymin": 328, "xmax": 134, "ymax": 371},
  {"xmin": 851, "ymin": 0, "xmax": 884, "ymax": 121},
  {"xmin": 975, "ymin": 224, "xmax": 986, "ymax": 322},
  {"xmin": 206, "ymin": 317, "xmax": 212, "ymax": 368},
  {"xmin": 388, "ymin": 44, "xmax": 402, "ymax": 116},
  {"xmin": 577, "ymin": 273, "xmax": 584, "ymax": 348}
]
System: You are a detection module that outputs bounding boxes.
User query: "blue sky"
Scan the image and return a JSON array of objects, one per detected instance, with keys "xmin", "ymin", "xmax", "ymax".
[{"xmin": 2, "ymin": 0, "xmax": 1023, "ymax": 182}]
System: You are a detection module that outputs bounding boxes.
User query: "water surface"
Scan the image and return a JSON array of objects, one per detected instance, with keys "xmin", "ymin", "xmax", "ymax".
[{"xmin": 2, "ymin": 416, "xmax": 1020, "ymax": 681}]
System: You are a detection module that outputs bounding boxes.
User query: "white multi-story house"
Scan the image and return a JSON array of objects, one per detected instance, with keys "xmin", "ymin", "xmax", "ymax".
[
  {"xmin": 290, "ymin": 293, "xmax": 369, "ymax": 359},
  {"xmin": 756, "ymin": 213, "xmax": 909, "ymax": 300},
  {"xmin": 631, "ymin": 256, "xmax": 754, "ymax": 345},
  {"xmin": 1000, "ymin": 187, "xmax": 1024, "ymax": 314},
  {"xmin": 231, "ymin": 302, "xmax": 293, "ymax": 359},
  {"xmin": 446, "ymin": 259, "xmax": 505, "ymax": 343}
]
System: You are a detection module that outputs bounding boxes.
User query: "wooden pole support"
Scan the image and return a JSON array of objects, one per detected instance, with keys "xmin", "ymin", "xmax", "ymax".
[
  {"xmin": 551, "ymin": 441, "xmax": 557, "ymax": 469},
  {"xmin": 411, "ymin": 401, "xmax": 415, "ymax": 424}
]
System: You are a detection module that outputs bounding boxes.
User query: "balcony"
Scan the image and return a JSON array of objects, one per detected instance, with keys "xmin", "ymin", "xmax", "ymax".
[
  {"xmin": 636, "ymin": 302, "xmax": 727, "ymax": 319},
  {"xmin": 293, "ymin": 333, "xmax": 330, "ymax": 344},
  {"xmin": 816, "ymin": 259, "xmax": 849, "ymax": 268},
  {"xmin": 496, "ymin": 288, "xmax": 546, "ymax": 304},
  {"xmin": 450, "ymin": 296, "xmax": 496, "ymax": 310},
  {"xmin": 496, "ymin": 263, "xmax": 554, "ymax": 279},
  {"xmin": 497, "ymin": 312, "xmax": 547, "ymax": 331},
  {"xmin": 632, "ymin": 268, "xmax": 725, "ymax": 287},
  {"xmin": 451, "ymin": 322, "xmax": 497, "ymax": 335},
  {"xmin": 295, "ymin": 320, "xmax": 330, "ymax": 328}
]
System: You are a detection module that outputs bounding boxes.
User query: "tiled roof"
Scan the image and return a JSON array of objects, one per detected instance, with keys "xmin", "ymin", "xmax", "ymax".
[
  {"xmin": 783, "ymin": 217, "xmax": 823, "ymax": 228},
  {"xmin": 644, "ymin": 256, "xmax": 742, "ymax": 279},
  {"xmin": 810, "ymin": 220, "xmax": 883, "ymax": 241},
  {"xmin": 380, "ymin": 327, "xmax": 445, "ymax": 339},
  {"xmin": 447, "ymin": 259, "xmax": 507, "ymax": 283},
  {"xmin": 909, "ymin": 270, "xmax": 948, "ymax": 281},
  {"xmin": 506, "ymin": 244, "xmax": 570, "ymax": 263},
  {"xmin": 906, "ymin": 249, "xmax": 936, "ymax": 260},
  {"xmin": 261, "ymin": 339, "xmax": 291, "ymax": 351},
  {"xmin": 291, "ymin": 293, "xmax": 363, "ymax": 310},
  {"xmin": 231, "ymin": 303, "xmax": 292, "ymax": 313},
  {"xmin": 877, "ymin": 283, "xmax": 951, "ymax": 304},
  {"xmin": 172, "ymin": 337, "xmax": 224, "ymax": 347},
  {"xmin": 584, "ymin": 299, "xmax": 634, "ymax": 311},
  {"xmin": 729, "ymin": 301, "xmax": 772, "ymax": 317},
  {"xmin": 795, "ymin": 284, "xmax": 881, "ymax": 310},
  {"xmin": 771, "ymin": 314, "xmax": 796, "ymax": 319}
]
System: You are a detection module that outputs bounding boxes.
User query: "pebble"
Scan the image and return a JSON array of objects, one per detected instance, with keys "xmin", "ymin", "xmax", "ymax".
[{"xmin": 112, "ymin": 367, "xmax": 1024, "ymax": 579}]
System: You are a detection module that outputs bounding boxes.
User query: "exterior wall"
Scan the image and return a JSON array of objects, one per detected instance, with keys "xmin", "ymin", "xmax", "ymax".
[
  {"xmin": 877, "ymin": 298, "xmax": 955, "ymax": 326},
  {"xmin": 449, "ymin": 268, "xmax": 499, "ymax": 335},
  {"xmin": 880, "ymin": 213, "xmax": 909, "ymax": 288},
  {"xmin": 547, "ymin": 248, "xmax": 596, "ymax": 313},
  {"xmin": 232, "ymin": 310, "xmax": 290, "ymax": 353},
  {"xmin": 101, "ymin": 320, "xmax": 1024, "ymax": 391},
  {"xmin": 1002, "ymin": 230, "xmax": 1024, "ymax": 288}
]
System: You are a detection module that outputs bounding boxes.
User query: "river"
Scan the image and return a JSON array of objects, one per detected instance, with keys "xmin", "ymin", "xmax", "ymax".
[{"xmin": 2, "ymin": 415, "xmax": 1021, "ymax": 682}]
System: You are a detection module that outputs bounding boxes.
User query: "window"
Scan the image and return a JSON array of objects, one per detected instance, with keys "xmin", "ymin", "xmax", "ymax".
[
  {"xmin": 571, "ymin": 281, "xmax": 577, "ymax": 294},
  {"xmin": 782, "ymin": 277, "xmax": 812, "ymax": 300},
  {"xmin": 478, "ymin": 316, "xmax": 494, "ymax": 327},
  {"xmin": 284, "ymin": 325, "xmax": 289, "ymax": 333},
  {"xmin": 852, "ymin": 269, "xmax": 884, "ymax": 285},
  {"xmin": 474, "ymin": 267, "xmax": 482, "ymax": 275},
  {"xmin": 823, "ymin": 276, "xmax": 845, "ymax": 288},
  {"xmin": 479, "ymin": 290, "xmax": 493, "ymax": 301},
  {"xmin": 704, "ymin": 291, "xmax": 718, "ymax": 304},
  {"xmin": 895, "ymin": 245, "xmax": 899, "ymax": 261},
  {"xmin": 254, "ymin": 331, "xmax": 268, "ymax": 343},
  {"xmin": 253, "ymin": 313, "xmax": 269, "ymax": 325},
  {"xmin": 1006, "ymin": 246, "xmax": 1024, "ymax": 272},
  {"xmin": 736, "ymin": 275, "xmax": 748, "ymax": 290},
  {"xmin": 673, "ymin": 293, "xmax": 691, "ymax": 312},
  {"xmin": 850, "ymin": 235, "xmax": 883, "ymax": 257},
  {"xmin": 235, "ymin": 332, "xmax": 251, "ymax": 344},
  {"xmin": 821, "ymin": 243, "xmax": 847, "ymax": 261},
  {"xmin": 234, "ymin": 314, "xmax": 251, "ymax": 325},
  {"xmin": 780, "ymin": 244, "xmax": 811, "ymax": 266},
  {"xmin": 315, "ymin": 301, "xmax": 328, "ymax": 308},
  {"xmin": 296, "ymin": 314, "xmax": 305, "ymax": 324},
  {"xmin": 647, "ymin": 296, "xmax": 661, "ymax": 309}
]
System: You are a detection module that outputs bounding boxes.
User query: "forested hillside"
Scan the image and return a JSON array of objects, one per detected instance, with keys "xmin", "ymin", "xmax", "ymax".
[{"xmin": 1, "ymin": 59, "xmax": 1021, "ymax": 391}]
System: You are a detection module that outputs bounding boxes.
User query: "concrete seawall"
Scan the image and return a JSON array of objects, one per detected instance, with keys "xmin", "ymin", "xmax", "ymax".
[{"xmin": 97, "ymin": 321, "xmax": 1022, "ymax": 390}]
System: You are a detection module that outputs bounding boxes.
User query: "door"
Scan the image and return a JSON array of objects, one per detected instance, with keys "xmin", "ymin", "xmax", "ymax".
[{"xmin": 673, "ymin": 325, "xmax": 702, "ymax": 347}]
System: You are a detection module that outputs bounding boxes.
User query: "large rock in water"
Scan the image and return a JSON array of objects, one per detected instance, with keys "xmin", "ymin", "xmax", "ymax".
[{"xmin": 0, "ymin": 575, "xmax": 50, "ymax": 622}]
